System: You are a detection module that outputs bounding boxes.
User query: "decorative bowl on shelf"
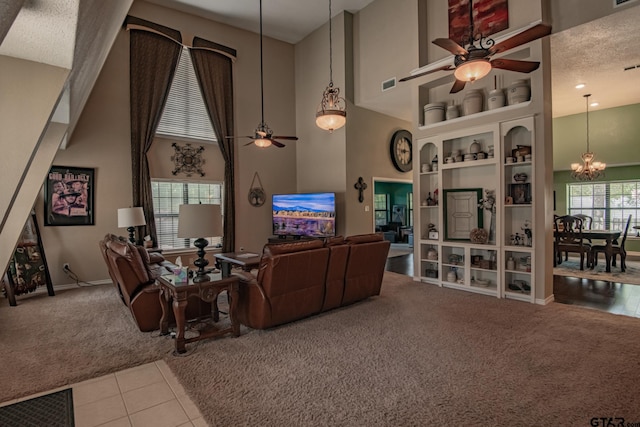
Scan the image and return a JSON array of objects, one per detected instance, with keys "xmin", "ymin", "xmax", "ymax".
[
  {"xmin": 473, "ymin": 279, "xmax": 490, "ymax": 287},
  {"xmin": 513, "ymin": 172, "xmax": 528, "ymax": 183},
  {"xmin": 469, "ymin": 227, "xmax": 489, "ymax": 244}
]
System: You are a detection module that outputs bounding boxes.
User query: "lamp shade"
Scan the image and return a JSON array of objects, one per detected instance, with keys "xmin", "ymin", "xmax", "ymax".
[
  {"xmin": 117, "ymin": 207, "xmax": 146, "ymax": 228},
  {"xmin": 177, "ymin": 204, "xmax": 222, "ymax": 239}
]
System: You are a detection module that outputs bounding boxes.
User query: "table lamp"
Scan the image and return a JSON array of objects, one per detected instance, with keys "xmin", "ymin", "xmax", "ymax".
[
  {"xmin": 177, "ymin": 204, "xmax": 222, "ymax": 282},
  {"xmin": 117, "ymin": 207, "xmax": 146, "ymax": 244}
]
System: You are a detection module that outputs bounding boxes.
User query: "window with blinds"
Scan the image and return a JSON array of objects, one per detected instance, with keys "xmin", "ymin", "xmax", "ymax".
[
  {"xmin": 374, "ymin": 194, "xmax": 389, "ymax": 227},
  {"xmin": 152, "ymin": 180, "xmax": 223, "ymax": 250},
  {"xmin": 567, "ymin": 180, "xmax": 639, "ymax": 230},
  {"xmin": 156, "ymin": 47, "xmax": 217, "ymax": 142}
]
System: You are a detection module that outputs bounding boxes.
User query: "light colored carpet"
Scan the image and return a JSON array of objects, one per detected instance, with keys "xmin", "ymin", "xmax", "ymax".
[
  {"xmin": 2, "ymin": 275, "xmax": 640, "ymax": 425},
  {"xmin": 553, "ymin": 256, "xmax": 640, "ymax": 285}
]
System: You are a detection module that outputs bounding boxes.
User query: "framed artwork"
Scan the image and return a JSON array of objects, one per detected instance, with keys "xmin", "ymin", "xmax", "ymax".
[
  {"xmin": 4, "ymin": 211, "xmax": 54, "ymax": 305},
  {"xmin": 392, "ymin": 205, "xmax": 407, "ymax": 225},
  {"xmin": 444, "ymin": 188, "xmax": 483, "ymax": 240},
  {"xmin": 45, "ymin": 166, "xmax": 95, "ymax": 226},
  {"xmin": 448, "ymin": 0, "xmax": 509, "ymax": 45},
  {"xmin": 510, "ymin": 183, "xmax": 531, "ymax": 205}
]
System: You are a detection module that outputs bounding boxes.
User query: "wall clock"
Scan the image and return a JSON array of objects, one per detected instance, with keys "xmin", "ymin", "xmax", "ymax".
[{"xmin": 390, "ymin": 129, "xmax": 413, "ymax": 172}]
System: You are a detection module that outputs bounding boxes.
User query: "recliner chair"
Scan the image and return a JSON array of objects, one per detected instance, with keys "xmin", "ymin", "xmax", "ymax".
[{"xmin": 99, "ymin": 234, "xmax": 209, "ymax": 332}]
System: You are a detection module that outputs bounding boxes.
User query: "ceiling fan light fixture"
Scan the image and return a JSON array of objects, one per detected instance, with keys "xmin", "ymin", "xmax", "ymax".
[
  {"xmin": 453, "ymin": 59, "xmax": 492, "ymax": 82},
  {"xmin": 254, "ymin": 138, "xmax": 272, "ymax": 148}
]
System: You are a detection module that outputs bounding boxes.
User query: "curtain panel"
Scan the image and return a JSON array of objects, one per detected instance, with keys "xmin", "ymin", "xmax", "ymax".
[
  {"xmin": 128, "ymin": 20, "xmax": 182, "ymax": 246},
  {"xmin": 190, "ymin": 36, "xmax": 236, "ymax": 252}
]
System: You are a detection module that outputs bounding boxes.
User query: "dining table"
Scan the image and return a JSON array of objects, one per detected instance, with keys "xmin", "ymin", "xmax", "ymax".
[{"xmin": 554, "ymin": 229, "xmax": 621, "ymax": 273}]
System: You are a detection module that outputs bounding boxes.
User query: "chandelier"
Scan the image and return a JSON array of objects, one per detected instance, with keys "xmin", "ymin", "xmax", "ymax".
[
  {"xmin": 316, "ymin": 0, "xmax": 346, "ymax": 132},
  {"xmin": 571, "ymin": 94, "xmax": 605, "ymax": 181}
]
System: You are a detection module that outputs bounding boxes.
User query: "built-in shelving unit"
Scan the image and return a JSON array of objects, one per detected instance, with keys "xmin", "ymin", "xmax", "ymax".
[{"xmin": 414, "ymin": 116, "xmax": 536, "ymax": 302}]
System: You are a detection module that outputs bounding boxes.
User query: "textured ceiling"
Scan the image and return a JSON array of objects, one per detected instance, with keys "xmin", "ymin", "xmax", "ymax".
[
  {"xmin": 550, "ymin": 5, "xmax": 640, "ymax": 117},
  {"xmin": 0, "ymin": 0, "xmax": 78, "ymax": 69}
]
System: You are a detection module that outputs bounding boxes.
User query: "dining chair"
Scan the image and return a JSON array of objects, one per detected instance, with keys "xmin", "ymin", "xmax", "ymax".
[
  {"xmin": 591, "ymin": 215, "xmax": 632, "ymax": 272},
  {"xmin": 554, "ymin": 215, "xmax": 591, "ymax": 270},
  {"xmin": 564, "ymin": 213, "xmax": 593, "ymax": 260}
]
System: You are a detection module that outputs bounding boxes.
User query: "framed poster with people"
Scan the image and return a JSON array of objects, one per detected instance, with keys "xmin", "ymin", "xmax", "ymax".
[{"xmin": 44, "ymin": 166, "xmax": 95, "ymax": 226}]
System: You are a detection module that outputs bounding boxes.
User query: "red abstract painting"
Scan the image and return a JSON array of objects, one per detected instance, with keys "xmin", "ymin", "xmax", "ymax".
[{"xmin": 448, "ymin": 0, "xmax": 509, "ymax": 46}]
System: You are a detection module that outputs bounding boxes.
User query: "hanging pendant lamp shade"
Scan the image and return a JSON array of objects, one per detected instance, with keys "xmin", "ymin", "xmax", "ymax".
[
  {"xmin": 316, "ymin": 0, "xmax": 346, "ymax": 132},
  {"xmin": 571, "ymin": 94, "xmax": 605, "ymax": 181}
]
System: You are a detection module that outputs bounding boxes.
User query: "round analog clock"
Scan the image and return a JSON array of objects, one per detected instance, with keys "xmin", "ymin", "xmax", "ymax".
[{"xmin": 389, "ymin": 129, "xmax": 413, "ymax": 172}]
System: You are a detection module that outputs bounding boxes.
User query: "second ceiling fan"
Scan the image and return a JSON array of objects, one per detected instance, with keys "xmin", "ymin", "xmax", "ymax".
[
  {"xmin": 228, "ymin": 0, "xmax": 298, "ymax": 148},
  {"xmin": 400, "ymin": 0, "xmax": 551, "ymax": 93}
]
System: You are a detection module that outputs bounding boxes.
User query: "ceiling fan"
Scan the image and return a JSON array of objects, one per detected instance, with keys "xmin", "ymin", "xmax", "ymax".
[
  {"xmin": 226, "ymin": 0, "xmax": 298, "ymax": 148},
  {"xmin": 399, "ymin": 0, "xmax": 551, "ymax": 94}
]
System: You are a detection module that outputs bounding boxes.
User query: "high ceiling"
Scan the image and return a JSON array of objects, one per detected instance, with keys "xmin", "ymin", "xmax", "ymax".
[
  {"xmin": 550, "ymin": 5, "xmax": 640, "ymax": 117},
  {"xmin": 130, "ymin": 1, "xmax": 640, "ymax": 120}
]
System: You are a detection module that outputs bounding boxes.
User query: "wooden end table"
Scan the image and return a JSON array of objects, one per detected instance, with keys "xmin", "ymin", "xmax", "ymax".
[
  {"xmin": 214, "ymin": 252, "xmax": 261, "ymax": 277},
  {"xmin": 157, "ymin": 273, "xmax": 240, "ymax": 354}
]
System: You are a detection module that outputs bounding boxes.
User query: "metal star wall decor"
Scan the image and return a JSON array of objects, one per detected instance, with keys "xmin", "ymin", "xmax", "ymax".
[{"xmin": 171, "ymin": 143, "xmax": 205, "ymax": 177}]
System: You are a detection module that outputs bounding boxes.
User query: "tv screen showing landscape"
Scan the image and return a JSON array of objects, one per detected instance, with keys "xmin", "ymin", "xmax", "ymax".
[{"xmin": 272, "ymin": 192, "xmax": 336, "ymax": 237}]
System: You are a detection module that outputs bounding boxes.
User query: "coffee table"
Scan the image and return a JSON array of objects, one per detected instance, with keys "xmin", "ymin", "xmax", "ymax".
[
  {"xmin": 215, "ymin": 252, "xmax": 261, "ymax": 277},
  {"xmin": 157, "ymin": 273, "xmax": 240, "ymax": 354}
]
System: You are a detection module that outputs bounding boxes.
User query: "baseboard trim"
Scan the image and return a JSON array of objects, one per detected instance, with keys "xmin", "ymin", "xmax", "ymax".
[
  {"xmin": 54, "ymin": 279, "xmax": 111, "ymax": 292},
  {"xmin": 536, "ymin": 294, "xmax": 555, "ymax": 305}
]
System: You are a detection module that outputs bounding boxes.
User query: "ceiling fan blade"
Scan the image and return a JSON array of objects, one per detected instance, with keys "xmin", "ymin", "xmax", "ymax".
[
  {"xmin": 399, "ymin": 65, "xmax": 455, "ymax": 82},
  {"xmin": 488, "ymin": 23, "xmax": 551, "ymax": 56},
  {"xmin": 226, "ymin": 135, "xmax": 253, "ymax": 139},
  {"xmin": 491, "ymin": 58, "xmax": 540, "ymax": 73},
  {"xmin": 432, "ymin": 38, "xmax": 468, "ymax": 56},
  {"xmin": 450, "ymin": 79, "xmax": 466, "ymax": 94},
  {"xmin": 271, "ymin": 139, "xmax": 286, "ymax": 148},
  {"xmin": 272, "ymin": 136, "xmax": 298, "ymax": 140},
  {"xmin": 244, "ymin": 141, "xmax": 257, "ymax": 146}
]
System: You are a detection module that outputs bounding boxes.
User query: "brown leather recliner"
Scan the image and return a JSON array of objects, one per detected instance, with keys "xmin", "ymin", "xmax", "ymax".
[
  {"xmin": 99, "ymin": 234, "xmax": 209, "ymax": 332},
  {"xmin": 235, "ymin": 233, "xmax": 390, "ymax": 330},
  {"xmin": 236, "ymin": 239, "xmax": 330, "ymax": 329},
  {"xmin": 341, "ymin": 233, "xmax": 390, "ymax": 305}
]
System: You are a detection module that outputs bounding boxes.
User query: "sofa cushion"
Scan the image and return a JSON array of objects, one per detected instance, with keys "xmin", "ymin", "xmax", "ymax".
[
  {"xmin": 345, "ymin": 233, "xmax": 384, "ymax": 244},
  {"xmin": 324, "ymin": 235, "xmax": 345, "ymax": 246},
  {"xmin": 263, "ymin": 239, "xmax": 324, "ymax": 256}
]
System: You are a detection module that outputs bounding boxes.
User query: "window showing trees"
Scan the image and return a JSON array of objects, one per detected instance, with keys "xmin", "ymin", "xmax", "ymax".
[
  {"xmin": 152, "ymin": 180, "xmax": 223, "ymax": 250},
  {"xmin": 374, "ymin": 194, "xmax": 389, "ymax": 227},
  {"xmin": 567, "ymin": 181, "xmax": 639, "ymax": 230}
]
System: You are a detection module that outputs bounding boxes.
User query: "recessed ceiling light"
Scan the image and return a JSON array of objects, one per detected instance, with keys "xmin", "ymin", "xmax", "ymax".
[
  {"xmin": 590, "ymin": 102, "xmax": 599, "ymax": 107},
  {"xmin": 575, "ymin": 84, "xmax": 585, "ymax": 89}
]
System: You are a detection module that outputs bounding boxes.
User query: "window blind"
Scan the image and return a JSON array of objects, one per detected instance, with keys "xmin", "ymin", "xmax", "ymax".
[
  {"xmin": 156, "ymin": 47, "xmax": 217, "ymax": 142},
  {"xmin": 152, "ymin": 180, "xmax": 223, "ymax": 250}
]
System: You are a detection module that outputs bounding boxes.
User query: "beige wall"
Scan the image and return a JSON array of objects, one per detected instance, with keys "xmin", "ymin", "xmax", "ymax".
[
  {"xmin": 0, "ymin": 56, "xmax": 69, "ymax": 275},
  {"xmin": 36, "ymin": 1, "xmax": 297, "ymax": 285},
  {"xmin": 550, "ymin": 0, "xmax": 639, "ymax": 33}
]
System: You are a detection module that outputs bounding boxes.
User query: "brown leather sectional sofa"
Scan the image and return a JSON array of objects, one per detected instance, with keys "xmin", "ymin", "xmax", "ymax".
[
  {"xmin": 234, "ymin": 233, "xmax": 390, "ymax": 329},
  {"xmin": 99, "ymin": 234, "xmax": 208, "ymax": 332}
]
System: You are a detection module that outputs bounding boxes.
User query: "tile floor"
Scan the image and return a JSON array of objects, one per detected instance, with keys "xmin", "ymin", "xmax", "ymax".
[{"xmin": 0, "ymin": 361, "xmax": 208, "ymax": 427}]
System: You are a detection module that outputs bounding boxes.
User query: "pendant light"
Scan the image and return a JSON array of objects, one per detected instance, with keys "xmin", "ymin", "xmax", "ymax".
[
  {"xmin": 315, "ymin": 0, "xmax": 346, "ymax": 132},
  {"xmin": 571, "ymin": 94, "xmax": 606, "ymax": 181}
]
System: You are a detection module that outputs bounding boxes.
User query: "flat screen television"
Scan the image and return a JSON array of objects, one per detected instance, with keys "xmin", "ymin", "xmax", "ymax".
[{"xmin": 272, "ymin": 192, "xmax": 336, "ymax": 238}]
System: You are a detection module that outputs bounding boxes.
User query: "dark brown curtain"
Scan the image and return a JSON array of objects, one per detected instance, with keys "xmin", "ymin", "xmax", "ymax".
[
  {"xmin": 128, "ymin": 19, "xmax": 182, "ymax": 246},
  {"xmin": 190, "ymin": 37, "xmax": 236, "ymax": 252}
]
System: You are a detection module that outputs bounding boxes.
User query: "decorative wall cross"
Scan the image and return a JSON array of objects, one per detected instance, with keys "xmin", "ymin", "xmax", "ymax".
[
  {"xmin": 171, "ymin": 143, "xmax": 205, "ymax": 177},
  {"xmin": 354, "ymin": 177, "xmax": 367, "ymax": 203}
]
